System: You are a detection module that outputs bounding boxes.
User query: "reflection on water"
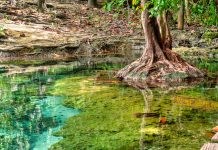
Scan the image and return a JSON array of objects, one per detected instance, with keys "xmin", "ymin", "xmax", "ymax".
[
  {"xmin": 138, "ymin": 86, "xmax": 218, "ymax": 150},
  {"xmin": 0, "ymin": 61, "xmax": 217, "ymax": 150},
  {"xmin": 139, "ymin": 88, "xmax": 153, "ymax": 150},
  {"xmin": 49, "ymin": 70, "xmax": 217, "ymax": 149},
  {"xmin": 0, "ymin": 68, "xmax": 80, "ymax": 150}
]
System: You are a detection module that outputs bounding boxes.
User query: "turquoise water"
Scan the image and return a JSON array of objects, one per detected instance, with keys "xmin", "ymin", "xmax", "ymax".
[
  {"xmin": 0, "ymin": 67, "xmax": 80, "ymax": 150},
  {"xmin": 0, "ymin": 59, "xmax": 217, "ymax": 150}
]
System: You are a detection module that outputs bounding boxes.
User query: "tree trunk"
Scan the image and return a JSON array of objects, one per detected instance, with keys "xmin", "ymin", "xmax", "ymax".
[
  {"xmin": 215, "ymin": 0, "xmax": 218, "ymax": 11},
  {"xmin": 116, "ymin": 0, "xmax": 204, "ymax": 87},
  {"xmin": 88, "ymin": 0, "xmax": 98, "ymax": 8},
  {"xmin": 38, "ymin": 0, "xmax": 46, "ymax": 12},
  {"xmin": 185, "ymin": 0, "xmax": 191, "ymax": 24},
  {"xmin": 178, "ymin": 0, "xmax": 185, "ymax": 30}
]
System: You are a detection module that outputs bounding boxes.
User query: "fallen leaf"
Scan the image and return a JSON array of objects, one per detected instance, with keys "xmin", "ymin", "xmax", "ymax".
[
  {"xmin": 212, "ymin": 126, "xmax": 218, "ymax": 132},
  {"xmin": 159, "ymin": 117, "xmax": 167, "ymax": 124}
]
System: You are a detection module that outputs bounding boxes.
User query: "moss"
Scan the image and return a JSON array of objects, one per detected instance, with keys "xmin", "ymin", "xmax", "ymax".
[
  {"xmin": 196, "ymin": 59, "xmax": 218, "ymax": 76},
  {"xmin": 0, "ymin": 63, "xmax": 209, "ymax": 150},
  {"xmin": 202, "ymin": 31, "xmax": 218, "ymax": 39},
  {"xmin": 50, "ymin": 76, "xmax": 144, "ymax": 150},
  {"xmin": 143, "ymin": 88, "xmax": 218, "ymax": 150},
  {"xmin": 49, "ymin": 72, "xmax": 218, "ymax": 150}
]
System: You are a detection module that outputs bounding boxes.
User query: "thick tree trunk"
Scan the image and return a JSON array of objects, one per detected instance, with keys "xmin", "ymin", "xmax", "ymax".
[
  {"xmin": 116, "ymin": 0, "xmax": 204, "ymax": 87},
  {"xmin": 88, "ymin": 0, "xmax": 98, "ymax": 8},
  {"xmin": 178, "ymin": 0, "xmax": 185, "ymax": 30}
]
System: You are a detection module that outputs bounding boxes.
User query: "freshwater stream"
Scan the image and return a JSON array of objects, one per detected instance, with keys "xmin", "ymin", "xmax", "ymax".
[{"xmin": 0, "ymin": 61, "xmax": 217, "ymax": 150}]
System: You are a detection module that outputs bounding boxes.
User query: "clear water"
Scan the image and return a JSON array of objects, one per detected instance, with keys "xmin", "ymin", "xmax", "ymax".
[
  {"xmin": 0, "ymin": 60, "xmax": 217, "ymax": 150},
  {"xmin": 49, "ymin": 72, "xmax": 218, "ymax": 150},
  {"xmin": 0, "ymin": 67, "xmax": 80, "ymax": 150}
]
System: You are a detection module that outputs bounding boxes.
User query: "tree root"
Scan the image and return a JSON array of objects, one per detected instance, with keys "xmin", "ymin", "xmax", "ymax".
[
  {"xmin": 116, "ymin": 53, "xmax": 204, "ymax": 88},
  {"xmin": 116, "ymin": 2, "xmax": 205, "ymax": 88}
]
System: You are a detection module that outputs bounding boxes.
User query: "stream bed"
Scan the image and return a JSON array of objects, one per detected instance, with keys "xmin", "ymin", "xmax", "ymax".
[{"xmin": 0, "ymin": 60, "xmax": 217, "ymax": 150}]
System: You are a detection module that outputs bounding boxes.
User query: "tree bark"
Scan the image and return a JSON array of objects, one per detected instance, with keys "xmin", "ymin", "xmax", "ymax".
[
  {"xmin": 88, "ymin": 0, "xmax": 98, "ymax": 8},
  {"xmin": 215, "ymin": 0, "xmax": 218, "ymax": 11},
  {"xmin": 185, "ymin": 0, "xmax": 191, "ymax": 24},
  {"xmin": 178, "ymin": 0, "xmax": 185, "ymax": 30},
  {"xmin": 116, "ymin": 0, "xmax": 204, "ymax": 87}
]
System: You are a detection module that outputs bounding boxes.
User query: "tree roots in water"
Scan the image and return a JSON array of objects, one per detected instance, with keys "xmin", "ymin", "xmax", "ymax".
[{"xmin": 116, "ymin": 49, "xmax": 205, "ymax": 88}]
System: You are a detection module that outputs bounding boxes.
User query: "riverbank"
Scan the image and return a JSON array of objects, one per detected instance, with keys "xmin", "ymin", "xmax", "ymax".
[{"xmin": 0, "ymin": 0, "xmax": 217, "ymax": 63}]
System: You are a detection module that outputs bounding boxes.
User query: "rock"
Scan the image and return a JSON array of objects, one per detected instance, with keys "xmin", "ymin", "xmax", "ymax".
[
  {"xmin": 212, "ymin": 132, "xmax": 218, "ymax": 142},
  {"xmin": 212, "ymin": 126, "xmax": 218, "ymax": 132}
]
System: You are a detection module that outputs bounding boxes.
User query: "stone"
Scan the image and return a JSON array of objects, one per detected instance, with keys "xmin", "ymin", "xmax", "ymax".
[
  {"xmin": 201, "ymin": 143, "xmax": 218, "ymax": 150},
  {"xmin": 212, "ymin": 126, "xmax": 218, "ymax": 132},
  {"xmin": 212, "ymin": 132, "xmax": 218, "ymax": 142}
]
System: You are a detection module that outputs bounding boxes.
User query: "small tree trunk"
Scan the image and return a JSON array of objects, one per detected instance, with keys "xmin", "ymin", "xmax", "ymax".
[
  {"xmin": 185, "ymin": 0, "xmax": 191, "ymax": 24},
  {"xmin": 88, "ymin": 0, "xmax": 98, "ymax": 8},
  {"xmin": 178, "ymin": 0, "xmax": 185, "ymax": 30},
  {"xmin": 38, "ymin": 0, "xmax": 46, "ymax": 12},
  {"xmin": 215, "ymin": 0, "xmax": 218, "ymax": 11}
]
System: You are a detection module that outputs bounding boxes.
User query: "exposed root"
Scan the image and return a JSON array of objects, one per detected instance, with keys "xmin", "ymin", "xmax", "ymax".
[
  {"xmin": 116, "ymin": 1, "xmax": 204, "ymax": 88},
  {"xmin": 116, "ymin": 49, "xmax": 204, "ymax": 87},
  {"xmin": 116, "ymin": 47, "xmax": 154, "ymax": 79}
]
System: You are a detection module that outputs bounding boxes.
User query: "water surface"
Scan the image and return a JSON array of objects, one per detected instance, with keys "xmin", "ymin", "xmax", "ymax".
[
  {"xmin": 0, "ymin": 60, "xmax": 217, "ymax": 150},
  {"xmin": 0, "ymin": 67, "xmax": 80, "ymax": 150}
]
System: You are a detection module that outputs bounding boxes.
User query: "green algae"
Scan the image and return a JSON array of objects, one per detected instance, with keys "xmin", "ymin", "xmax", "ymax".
[
  {"xmin": 141, "ymin": 87, "xmax": 218, "ymax": 150},
  {"xmin": 0, "ymin": 60, "xmax": 216, "ymax": 149},
  {"xmin": 48, "ymin": 71, "xmax": 218, "ymax": 150},
  {"xmin": 50, "ymin": 76, "xmax": 144, "ymax": 150}
]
